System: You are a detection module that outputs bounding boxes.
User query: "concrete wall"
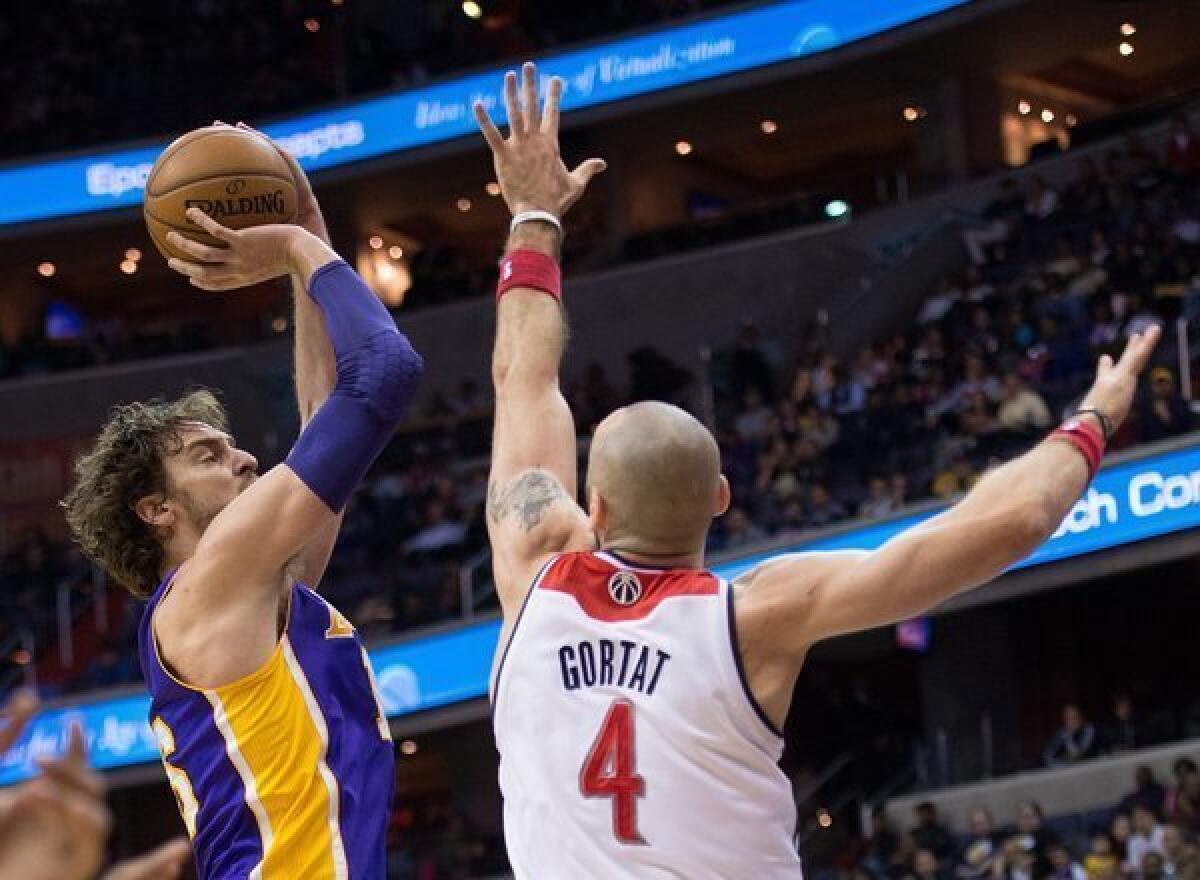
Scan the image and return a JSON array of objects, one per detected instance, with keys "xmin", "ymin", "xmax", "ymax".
[{"xmin": 888, "ymin": 737, "xmax": 1200, "ymax": 830}]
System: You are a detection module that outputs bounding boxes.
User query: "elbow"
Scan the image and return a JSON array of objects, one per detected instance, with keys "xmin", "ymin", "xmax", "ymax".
[
  {"xmin": 1011, "ymin": 492, "xmax": 1056, "ymax": 548},
  {"xmin": 349, "ymin": 330, "xmax": 424, "ymax": 423}
]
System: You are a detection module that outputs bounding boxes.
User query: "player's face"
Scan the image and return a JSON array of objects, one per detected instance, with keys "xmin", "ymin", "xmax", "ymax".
[{"xmin": 162, "ymin": 422, "xmax": 259, "ymax": 534}]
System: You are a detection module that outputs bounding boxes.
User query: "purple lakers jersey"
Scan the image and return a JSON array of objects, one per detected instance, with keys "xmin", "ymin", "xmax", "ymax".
[{"xmin": 137, "ymin": 574, "xmax": 395, "ymax": 879}]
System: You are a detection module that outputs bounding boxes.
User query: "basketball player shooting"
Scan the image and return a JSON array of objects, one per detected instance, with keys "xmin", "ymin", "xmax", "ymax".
[
  {"xmin": 477, "ymin": 62, "xmax": 1160, "ymax": 878},
  {"xmin": 62, "ymin": 129, "xmax": 422, "ymax": 879}
]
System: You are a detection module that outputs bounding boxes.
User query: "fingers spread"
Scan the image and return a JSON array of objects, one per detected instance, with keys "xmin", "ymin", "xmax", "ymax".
[
  {"xmin": 522, "ymin": 61, "xmax": 541, "ymax": 129},
  {"xmin": 474, "ymin": 101, "xmax": 505, "ymax": 152},
  {"xmin": 166, "ymin": 232, "xmax": 227, "ymax": 263},
  {"xmin": 541, "ymin": 76, "xmax": 564, "ymax": 134},
  {"xmin": 503, "ymin": 70, "xmax": 524, "ymax": 138}
]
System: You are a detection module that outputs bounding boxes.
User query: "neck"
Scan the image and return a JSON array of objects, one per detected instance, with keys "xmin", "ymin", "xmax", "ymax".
[
  {"xmin": 161, "ymin": 532, "xmax": 201, "ymax": 580},
  {"xmin": 602, "ymin": 542, "xmax": 705, "ymax": 570}
]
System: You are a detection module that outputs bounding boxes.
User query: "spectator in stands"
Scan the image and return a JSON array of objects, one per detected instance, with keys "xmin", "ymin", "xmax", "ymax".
[
  {"xmin": 1085, "ymin": 832, "xmax": 1120, "ymax": 880},
  {"xmin": 1166, "ymin": 114, "xmax": 1200, "ymax": 175},
  {"xmin": 1163, "ymin": 825, "xmax": 1200, "ymax": 880},
  {"xmin": 1169, "ymin": 760, "xmax": 1200, "ymax": 834},
  {"xmin": 957, "ymin": 808, "xmax": 1005, "ymax": 880},
  {"xmin": 994, "ymin": 837, "xmax": 1039, "ymax": 880},
  {"xmin": 963, "ymin": 179, "xmax": 1023, "ymax": 266},
  {"xmin": 807, "ymin": 482, "xmax": 848, "ymax": 527},
  {"xmin": 912, "ymin": 802, "xmax": 956, "ymax": 863},
  {"xmin": 1044, "ymin": 704, "xmax": 1099, "ymax": 767},
  {"xmin": 1138, "ymin": 368, "xmax": 1193, "ymax": 443},
  {"xmin": 1106, "ymin": 694, "xmax": 1150, "ymax": 755},
  {"xmin": 1120, "ymin": 766, "xmax": 1169, "ymax": 817},
  {"xmin": 1048, "ymin": 843, "xmax": 1087, "ymax": 880},
  {"xmin": 1113, "ymin": 814, "xmax": 1135, "ymax": 866},
  {"xmin": 729, "ymin": 319, "xmax": 777, "ymax": 401},
  {"xmin": 719, "ymin": 506, "xmax": 766, "ymax": 551},
  {"xmin": 864, "ymin": 804, "xmax": 902, "ymax": 879},
  {"xmin": 997, "ymin": 373, "xmax": 1053, "ymax": 434},
  {"xmin": 859, "ymin": 476, "xmax": 898, "ymax": 519},
  {"xmin": 1015, "ymin": 801, "xmax": 1061, "ymax": 875},
  {"xmin": 1139, "ymin": 851, "xmax": 1168, "ymax": 880},
  {"xmin": 735, "ymin": 387, "xmax": 775, "ymax": 443},
  {"xmin": 1128, "ymin": 805, "xmax": 1167, "ymax": 874},
  {"xmin": 910, "ymin": 848, "xmax": 947, "ymax": 880}
]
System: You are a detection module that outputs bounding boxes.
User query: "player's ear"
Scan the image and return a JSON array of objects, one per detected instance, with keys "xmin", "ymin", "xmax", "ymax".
[
  {"xmin": 588, "ymin": 486, "xmax": 608, "ymax": 536},
  {"xmin": 133, "ymin": 493, "xmax": 174, "ymax": 529},
  {"xmin": 713, "ymin": 475, "xmax": 731, "ymax": 518}
]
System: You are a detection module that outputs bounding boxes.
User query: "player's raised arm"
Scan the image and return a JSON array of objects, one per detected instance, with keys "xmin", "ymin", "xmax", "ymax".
[
  {"xmin": 737, "ymin": 327, "xmax": 1159, "ymax": 711},
  {"xmin": 475, "ymin": 63, "xmax": 606, "ymax": 610},
  {"xmin": 162, "ymin": 209, "xmax": 423, "ymax": 601},
  {"xmin": 250, "ymin": 124, "xmax": 344, "ymax": 587}
]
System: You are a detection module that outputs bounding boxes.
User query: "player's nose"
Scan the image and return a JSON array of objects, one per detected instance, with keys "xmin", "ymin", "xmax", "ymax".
[{"xmin": 233, "ymin": 448, "xmax": 258, "ymax": 477}]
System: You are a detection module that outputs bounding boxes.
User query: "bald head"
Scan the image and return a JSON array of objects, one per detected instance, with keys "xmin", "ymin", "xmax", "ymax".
[{"xmin": 587, "ymin": 402, "xmax": 726, "ymax": 554}]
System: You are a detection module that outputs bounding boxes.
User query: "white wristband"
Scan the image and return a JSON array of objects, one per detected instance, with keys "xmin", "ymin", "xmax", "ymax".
[{"xmin": 510, "ymin": 210, "xmax": 562, "ymax": 235}]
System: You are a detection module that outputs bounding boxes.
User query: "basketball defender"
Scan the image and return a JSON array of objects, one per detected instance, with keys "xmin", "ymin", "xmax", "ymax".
[
  {"xmin": 477, "ymin": 63, "xmax": 1160, "ymax": 878},
  {"xmin": 63, "ymin": 131, "xmax": 423, "ymax": 879}
]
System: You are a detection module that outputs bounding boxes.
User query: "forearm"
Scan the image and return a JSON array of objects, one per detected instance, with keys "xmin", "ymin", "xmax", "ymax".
[
  {"xmin": 292, "ymin": 273, "xmax": 336, "ymax": 425},
  {"xmin": 285, "ymin": 258, "xmax": 424, "ymax": 511},
  {"xmin": 493, "ymin": 221, "xmax": 565, "ymax": 393},
  {"xmin": 944, "ymin": 432, "xmax": 1091, "ymax": 560}
]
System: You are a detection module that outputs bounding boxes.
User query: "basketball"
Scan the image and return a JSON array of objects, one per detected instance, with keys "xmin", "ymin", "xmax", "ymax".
[{"xmin": 143, "ymin": 125, "xmax": 298, "ymax": 261}]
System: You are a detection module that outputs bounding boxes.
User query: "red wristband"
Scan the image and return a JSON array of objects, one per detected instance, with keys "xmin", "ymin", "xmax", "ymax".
[
  {"xmin": 497, "ymin": 249, "xmax": 562, "ymax": 302},
  {"xmin": 1051, "ymin": 417, "xmax": 1106, "ymax": 480}
]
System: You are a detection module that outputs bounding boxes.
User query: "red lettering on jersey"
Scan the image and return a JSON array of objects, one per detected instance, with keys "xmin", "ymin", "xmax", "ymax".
[{"xmin": 580, "ymin": 699, "xmax": 646, "ymax": 844}]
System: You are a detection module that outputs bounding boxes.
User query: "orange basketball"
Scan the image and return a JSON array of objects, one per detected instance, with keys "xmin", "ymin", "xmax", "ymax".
[{"xmin": 143, "ymin": 125, "xmax": 298, "ymax": 261}]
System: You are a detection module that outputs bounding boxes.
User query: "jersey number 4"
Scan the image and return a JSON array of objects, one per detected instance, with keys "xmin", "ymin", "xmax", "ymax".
[{"xmin": 580, "ymin": 698, "xmax": 646, "ymax": 844}]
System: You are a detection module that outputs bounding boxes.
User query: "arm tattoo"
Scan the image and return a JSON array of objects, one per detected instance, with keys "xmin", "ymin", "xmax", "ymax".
[{"xmin": 488, "ymin": 470, "xmax": 565, "ymax": 532}]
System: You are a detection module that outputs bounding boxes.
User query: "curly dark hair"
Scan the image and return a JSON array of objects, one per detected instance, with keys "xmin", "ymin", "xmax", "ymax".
[{"xmin": 61, "ymin": 390, "xmax": 229, "ymax": 598}]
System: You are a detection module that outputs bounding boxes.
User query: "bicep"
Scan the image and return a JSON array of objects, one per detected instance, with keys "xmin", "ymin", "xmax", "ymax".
[{"xmin": 803, "ymin": 506, "xmax": 1030, "ymax": 641}]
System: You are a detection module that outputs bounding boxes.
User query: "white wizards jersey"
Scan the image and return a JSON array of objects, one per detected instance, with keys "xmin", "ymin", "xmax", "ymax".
[{"xmin": 492, "ymin": 550, "xmax": 803, "ymax": 879}]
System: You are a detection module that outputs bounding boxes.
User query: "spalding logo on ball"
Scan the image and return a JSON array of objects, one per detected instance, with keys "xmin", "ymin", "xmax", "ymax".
[{"xmin": 143, "ymin": 124, "xmax": 299, "ymax": 262}]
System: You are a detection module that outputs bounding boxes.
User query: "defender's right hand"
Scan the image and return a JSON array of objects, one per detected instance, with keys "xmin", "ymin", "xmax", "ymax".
[{"xmin": 166, "ymin": 207, "xmax": 314, "ymax": 291}]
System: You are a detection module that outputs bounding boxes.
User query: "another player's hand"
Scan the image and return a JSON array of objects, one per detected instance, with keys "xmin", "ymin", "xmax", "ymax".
[
  {"xmin": 0, "ymin": 690, "xmax": 37, "ymax": 755},
  {"xmin": 0, "ymin": 725, "xmax": 112, "ymax": 880},
  {"xmin": 1078, "ymin": 324, "xmax": 1161, "ymax": 432},
  {"xmin": 474, "ymin": 61, "xmax": 605, "ymax": 220},
  {"xmin": 100, "ymin": 837, "xmax": 191, "ymax": 880},
  {"xmin": 166, "ymin": 207, "xmax": 311, "ymax": 290}
]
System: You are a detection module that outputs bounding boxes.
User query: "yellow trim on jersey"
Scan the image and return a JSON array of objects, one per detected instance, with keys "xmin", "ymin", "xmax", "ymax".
[
  {"xmin": 151, "ymin": 717, "xmax": 200, "ymax": 839},
  {"xmin": 206, "ymin": 636, "xmax": 346, "ymax": 880}
]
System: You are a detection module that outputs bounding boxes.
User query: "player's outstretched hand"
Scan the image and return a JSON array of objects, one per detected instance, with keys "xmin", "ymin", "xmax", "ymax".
[
  {"xmin": 1078, "ymin": 324, "xmax": 1162, "ymax": 432},
  {"xmin": 165, "ymin": 207, "xmax": 308, "ymax": 291},
  {"xmin": 101, "ymin": 837, "xmax": 191, "ymax": 880},
  {"xmin": 474, "ymin": 61, "xmax": 606, "ymax": 220}
]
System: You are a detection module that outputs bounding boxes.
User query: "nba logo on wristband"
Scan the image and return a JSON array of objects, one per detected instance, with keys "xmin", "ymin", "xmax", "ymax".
[{"xmin": 496, "ymin": 249, "xmax": 562, "ymax": 301}]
